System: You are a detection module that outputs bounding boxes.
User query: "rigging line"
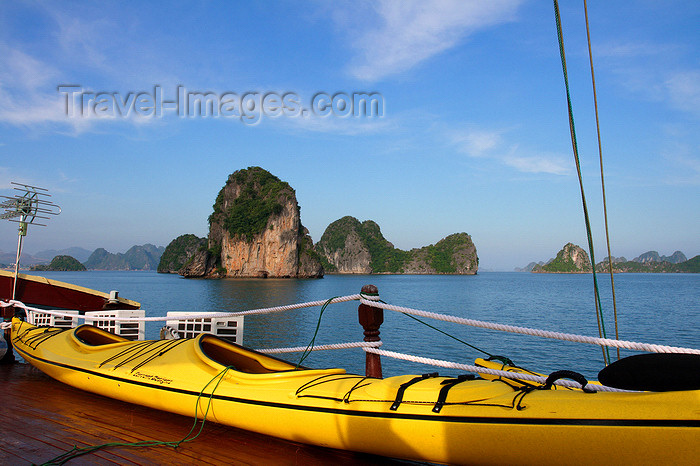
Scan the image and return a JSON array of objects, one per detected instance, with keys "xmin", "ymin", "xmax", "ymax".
[
  {"xmin": 552, "ymin": 0, "xmax": 610, "ymax": 365},
  {"xmin": 399, "ymin": 311, "xmax": 511, "ymax": 365},
  {"xmin": 583, "ymin": 0, "xmax": 620, "ymax": 362}
]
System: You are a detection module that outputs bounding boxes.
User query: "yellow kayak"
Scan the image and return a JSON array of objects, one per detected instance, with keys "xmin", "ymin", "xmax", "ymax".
[{"xmin": 11, "ymin": 318, "xmax": 699, "ymax": 465}]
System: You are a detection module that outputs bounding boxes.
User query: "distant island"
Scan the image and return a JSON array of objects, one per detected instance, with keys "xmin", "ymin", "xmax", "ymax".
[
  {"xmin": 158, "ymin": 167, "xmax": 478, "ymax": 277},
  {"xmin": 157, "ymin": 234, "xmax": 207, "ymax": 274},
  {"xmin": 84, "ymin": 244, "xmax": 165, "ymax": 270},
  {"xmin": 31, "ymin": 255, "xmax": 86, "ymax": 272},
  {"xmin": 314, "ymin": 216, "xmax": 478, "ymax": 274},
  {"xmin": 519, "ymin": 243, "xmax": 699, "ymax": 273},
  {"xmin": 0, "ymin": 244, "xmax": 166, "ymax": 271},
  {"xmin": 168, "ymin": 167, "xmax": 324, "ymax": 278}
]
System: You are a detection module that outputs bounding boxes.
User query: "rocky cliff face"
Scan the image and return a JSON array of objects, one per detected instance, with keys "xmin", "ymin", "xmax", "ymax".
[
  {"xmin": 315, "ymin": 217, "xmax": 378, "ymax": 273},
  {"xmin": 533, "ymin": 243, "xmax": 591, "ymax": 273},
  {"xmin": 315, "ymin": 216, "xmax": 478, "ymax": 274},
  {"xmin": 181, "ymin": 167, "xmax": 323, "ymax": 279}
]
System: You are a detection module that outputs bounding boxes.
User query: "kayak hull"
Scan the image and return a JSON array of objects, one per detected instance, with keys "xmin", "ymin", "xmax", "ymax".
[{"xmin": 12, "ymin": 319, "xmax": 699, "ymax": 465}]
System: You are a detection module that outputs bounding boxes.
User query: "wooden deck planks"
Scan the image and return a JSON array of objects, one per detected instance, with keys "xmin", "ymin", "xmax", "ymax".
[{"xmin": 1, "ymin": 363, "xmax": 414, "ymax": 465}]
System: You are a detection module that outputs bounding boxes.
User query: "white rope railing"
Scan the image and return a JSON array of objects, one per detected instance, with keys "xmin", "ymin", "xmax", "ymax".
[
  {"xmin": 256, "ymin": 341, "xmax": 381, "ymax": 354},
  {"xmin": 1, "ymin": 295, "xmax": 361, "ymax": 322},
  {"xmin": 360, "ymin": 297, "xmax": 700, "ymax": 355},
  {"xmin": 363, "ymin": 347, "xmax": 630, "ymax": 392},
  {"xmin": 3, "ymin": 292, "xmax": 698, "ymax": 391},
  {"xmin": 4, "ymin": 293, "xmax": 698, "ymax": 356}
]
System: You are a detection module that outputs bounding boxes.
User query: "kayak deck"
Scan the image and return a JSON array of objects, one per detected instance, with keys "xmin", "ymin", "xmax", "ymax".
[{"xmin": 0, "ymin": 362, "xmax": 414, "ymax": 465}]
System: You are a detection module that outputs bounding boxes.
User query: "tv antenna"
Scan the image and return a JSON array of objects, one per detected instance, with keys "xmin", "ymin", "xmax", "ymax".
[{"xmin": 1, "ymin": 182, "xmax": 61, "ymax": 299}]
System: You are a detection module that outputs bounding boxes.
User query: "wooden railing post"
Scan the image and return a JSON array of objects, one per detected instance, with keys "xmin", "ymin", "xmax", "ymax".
[{"xmin": 358, "ymin": 284, "xmax": 382, "ymax": 378}]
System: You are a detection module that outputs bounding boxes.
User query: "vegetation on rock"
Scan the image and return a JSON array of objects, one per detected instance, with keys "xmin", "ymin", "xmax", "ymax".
[
  {"xmin": 632, "ymin": 250, "xmax": 687, "ymax": 264},
  {"xmin": 316, "ymin": 216, "xmax": 405, "ymax": 273},
  {"xmin": 316, "ymin": 216, "xmax": 478, "ymax": 274},
  {"xmin": 158, "ymin": 234, "xmax": 207, "ymax": 273},
  {"xmin": 533, "ymin": 243, "xmax": 591, "ymax": 273},
  {"xmin": 527, "ymin": 245, "xmax": 698, "ymax": 273},
  {"xmin": 184, "ymin": 166, "xmax": 322, "ymax": 278},
  {"xmin": 31, "ymin": 255, "xmax": 86, "ymax": 271},
  {"xmin": 595, "ymin": 255, "xmax": 700, "ymax": 273},
  {"xmin": 425, "ymin": 233, "xmax": 477, "ymax": 273},
  {"xmin": 210, "ymin": 167, "xmax": 295, "ymax": 241},
  {"xmin": 678, "ymin": 255, "xmax": 700, "ymax": 272}
]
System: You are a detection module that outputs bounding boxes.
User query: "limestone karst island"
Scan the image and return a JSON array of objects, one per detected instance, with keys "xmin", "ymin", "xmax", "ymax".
[
  {"xmin": 519, "ymin": 243, "xmax": 700, "ymax": 273},
  {"xmin": 158, "ymin": 167, "xmax": 479, "ymax": 278}
]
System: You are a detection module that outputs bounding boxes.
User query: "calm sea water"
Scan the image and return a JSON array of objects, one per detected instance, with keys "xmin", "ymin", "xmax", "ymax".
[{"xmin": 22, "ymin": 271, "xmax": 700, "ymax": 380}]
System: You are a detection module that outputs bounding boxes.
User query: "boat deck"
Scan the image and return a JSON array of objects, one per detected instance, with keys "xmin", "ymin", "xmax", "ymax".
[{"xmin": 1, "ymin": 362, "xmax": 414, "ymax": 465}]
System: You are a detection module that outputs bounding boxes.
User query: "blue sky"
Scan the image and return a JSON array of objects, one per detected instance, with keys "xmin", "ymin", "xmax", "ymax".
[{"xmin": 0, "ymin": 1, "xmax": 698, "ymax": 271}]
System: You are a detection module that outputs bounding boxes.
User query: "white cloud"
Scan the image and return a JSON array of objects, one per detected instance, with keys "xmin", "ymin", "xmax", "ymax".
[
  {"xmin": 449, "ymin": 127, "xmax": 504, "ymax": 157},
  {"xmin": 0, "ymin": 167, "xmax": 37, "ymax": 190},
  {"xmin": 661, "ymin": 141, "xmax": 700, "ymax": 186},
  {"xmin": 0, "ymin": 44, "xmax": 72, "ymax": 127},
  {"xmin": 0, "ymin": 42, "xmax": 166, "ymax": 133},
  {"xmin": 344, "ymin": 0, "xmax": 522, "ymax": 81},
  {"xmin": 503, "ymin": 155, "xmax": 570, "ymax": 175},
  {"xmin": 595, "ymin": 41, "xmax": 680, "ymax": 59},
  {"xmin": 0, "ymin": 168, "xmax": 11, "ymax": 189},
  {"xmin": 665, "ymin": 70, "xmax": 700, "ymax": 117},
  {"xmin": 596, "ymin": 39, "xmax": 699, "ymax": 118},
  {"xmin": 449, "ymin": 126, "xmax": 570, "ymax": 176}
]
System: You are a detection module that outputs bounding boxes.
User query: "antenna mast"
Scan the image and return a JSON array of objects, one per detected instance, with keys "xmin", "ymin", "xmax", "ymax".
[{"xmin": 1, "ymin": 182, "xmax": 61, "ymax": 300}]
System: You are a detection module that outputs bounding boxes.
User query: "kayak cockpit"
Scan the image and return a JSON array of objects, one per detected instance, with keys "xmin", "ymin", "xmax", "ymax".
[
  {"xmin": 74, "ymin": 324, "xmax": 129, "ymax": 346},
  {"xmin": 198, "ymin": 334, "xmax": 299, "ymax": 374}
]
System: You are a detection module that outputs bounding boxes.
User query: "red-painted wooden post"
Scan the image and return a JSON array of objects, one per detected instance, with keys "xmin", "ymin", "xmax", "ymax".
[{"xmin": 358, "ymin": 284, "xmax": 383, "ymax": 378}]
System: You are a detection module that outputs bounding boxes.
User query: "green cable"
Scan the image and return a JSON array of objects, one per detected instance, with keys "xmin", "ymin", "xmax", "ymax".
[
  {"xmin": 553, "ymin": 0, "xmax": 611, "ymax": 365},
  {"xmin": 40, "ymin": 366, "xmax": 235, "ymax": 465},
  {"xmin": 295, "ymin": 296, "xmax": 338, "ymax": 369}
]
